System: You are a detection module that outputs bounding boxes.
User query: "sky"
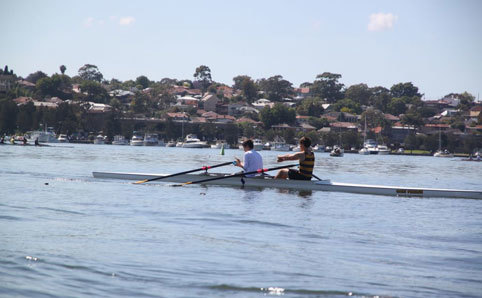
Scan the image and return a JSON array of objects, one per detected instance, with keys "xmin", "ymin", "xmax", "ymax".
[{"xmin": 1, "ymin": 0, "xmax": 481, "ymax": 100}]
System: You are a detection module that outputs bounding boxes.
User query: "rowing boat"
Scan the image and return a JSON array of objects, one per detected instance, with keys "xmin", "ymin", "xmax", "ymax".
[{"xmin": 92, "ymin": 171, "xmax": 482, "ymax": 200}]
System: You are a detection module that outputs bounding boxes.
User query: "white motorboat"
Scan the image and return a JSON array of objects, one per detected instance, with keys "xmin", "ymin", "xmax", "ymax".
[
  {"xmin": 92, "ymin": 171, "xmax": 482, "ymax": 200},
  {"xmin": 112, "ymin": 135, "xmax": 129, "ymax": 145},
  {"xmin": 93, "ymin": 134, "xmax": 106, "ymax": 145},
  {"xmin": 364, "ymin": 139, "xmax": 378, "ymax": 155},
  {"xmin": 143, "ymin": 133, "xmax": 159, "ymax": 146},
  {"xmin": 253, "ymin": 139, "xmax": 264, "ymax": 151},
  {"xmin": 182, "ymin": 134, "xmax": 207, "ymax": 148},
  {"xmin": 166, "ymin": 140, "xmax": 176, "ymax": 147},
  {"xmin": 57, "ymin": 134, "xmax": 69, "ymax": 143},
  {"xmin": 271, "ymin": 137, "xmax": 291, "ymax": 151},
  {"xmin": 27, "ymin": 129, "xmax": 58, "ymax": 143},
  {"xmin": 377, "ymin": 145, "xmax": 390, "ymax": 155},
  {"xmin": 130, "ymin": 133, "xmax": 144, "ymax": 146}
]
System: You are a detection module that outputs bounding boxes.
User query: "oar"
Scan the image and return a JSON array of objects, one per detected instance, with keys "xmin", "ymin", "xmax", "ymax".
[
  {"xmin": 133, "ymin": 161, "xmax": 235, "ymax": 184},
  {"xmin": 172, "ymin": 164, "xmax": 298, "ymax": 187},
  {"xmin": 312, "ymin": 173, "xmax": 323, "ymax": 181}
]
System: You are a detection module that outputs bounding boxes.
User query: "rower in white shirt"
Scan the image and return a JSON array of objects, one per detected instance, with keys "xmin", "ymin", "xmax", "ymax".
[{"xmin": 234, "ymin": 139, "xmax": 263, "ymax": 177}]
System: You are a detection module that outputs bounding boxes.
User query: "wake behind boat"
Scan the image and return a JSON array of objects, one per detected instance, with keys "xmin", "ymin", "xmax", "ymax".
[{"xmin": 92, "ymin": 171, "xmax": 482, "ymax": 200}]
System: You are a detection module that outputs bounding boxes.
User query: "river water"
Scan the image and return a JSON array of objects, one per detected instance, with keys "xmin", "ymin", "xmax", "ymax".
[{"xmin": 1, "ymin": 144, "xmax": 481, "ymax": 297}]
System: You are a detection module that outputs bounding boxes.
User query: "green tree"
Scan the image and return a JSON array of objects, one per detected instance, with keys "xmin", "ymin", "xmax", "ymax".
[
  {"xmin": 332, "ymin": 98, "xmax": 362, "ymax": 114},
  {"xmin": 457, "ymin": 92, "xmax": 475, "ymax": 111},
  {"xmin": 308, "ymin": 117, "xmax": 329, "ymax": 129},
  {"xmin": 25, "ymin": 71, "xmax": 48, "ymax": 84},
  {"xmin": 390, "ymin": 82, "xmax": 421, "ymax": 98},
  {"xmin": 296, "ymin": 97, "xmax": 324, "ymax": 117},
  {"xmin": 36, "ymin": 74, "xmax": 72, "ymax": 99},
  {"xmin": 79, "ymin": 81, "xmax": 109, "ymax": 103},
  {"xmin": 401, "ymin": 111, "xmax": 424, "ymax": 129},
  {"xmin": 345, "ymin": 83, "xmax": 371, "ymax": 106},
  {"xmin": 60, "ymin": 65, "xmax": 66, "ymax": 75},
  {"xmin": 78, "ymin": 64, "xmax": 103, "ymax": 82},
  {"xmin": 193, "ymin": 65, "xmax": 212, "ymax": 94},
  {"xmin": 260, "ymin": 103, "xmax": 296, "ymax": 128},
  {"xmin": 136, "ymin": 75, "xmax": 150, "ymax": 89},
  {"xmin": 387, "ymin": 98, "xmax": 407, "ymax": 116},
  {"xmin": 369, "ymin": 86, "xmax": 391, "ymax": 112},
  {"xmin": 239, "ymin": 77, "xmax": 257, "ymax": 102},
  {"xmin": 257, "ymin": 75, "xmax": 293, "ymax": 101},
  {"xmin": 311, "ymin": 72, "xmax": 344, "ymax": 103}
]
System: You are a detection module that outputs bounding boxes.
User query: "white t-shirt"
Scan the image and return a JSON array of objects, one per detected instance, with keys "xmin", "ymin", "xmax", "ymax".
[{"xmin": 243, "ymin": 150, "xmax": 263, "ymax": 177}]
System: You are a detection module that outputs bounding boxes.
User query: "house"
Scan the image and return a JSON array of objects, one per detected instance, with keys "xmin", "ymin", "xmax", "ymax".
[
  {"xmin": 166, "ymin": 112, "xmax": 190, "ymax": 122},
  {"xmin": 87, "ymin": 102, "xmax": 112, "ymax": 113},
  {"xmin": 236, "ymin": 117, "xmax": 260, "ymax": 125},
  {"xmin": 201, "ymin": 93, "xmax": 219, "ymax": 112},
  {"xmin": 384, "ymin": 113, "xmax": 400, "ymax": 122},
  {"xmin": 17, "ymin": 79, "xmax": 36, "ymax": 90},
  {"xmin": 13, "ymin": 96, "xmax": 33, "ymax": 105},
  {"xmin": 217, "ymin": 86, "xmax": 235, "ymax": 98},
  {"xmin": 293, "ymin": 87, "xmax": 310, "ymax": 100},
  {"xmin": 298, "ymin": 123, "xmax": 316, "ymax": 132},
  {"xmin": 390, "ymin": 124, "xmax": 416, "ymax": 143},
  {"xmin": 252, "ymin": 98, "xmax": 272, "ymax": 109},
  {"xmin": 33, "ymin": 101, "xmax": 58, "ymax": 109},
  {"xmin": 324, "ymin": 112, "xmax": 358, "ymax": 123},
  {"xmin": 176, "ymin": 95, "xmax": 199, "ymax": 107},
  {"xmin": 422, "ymin": 123, "xmax": 451, "ymax": 134},
  {"xmin": 329, "ymin": 122, "xmax": 358, "ymax": 132}
]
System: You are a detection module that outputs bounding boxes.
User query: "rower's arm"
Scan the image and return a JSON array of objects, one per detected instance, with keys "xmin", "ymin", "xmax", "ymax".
[{"xmin": 278, "ymin": 152, "xmax": 304, "ymax": 162}]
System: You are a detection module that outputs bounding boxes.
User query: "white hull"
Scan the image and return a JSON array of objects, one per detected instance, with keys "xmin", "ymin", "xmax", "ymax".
[
  {"xmin": 93, "ymin": 140, "xmax": 105, "ymax": 145},
  {"xmin": 182, "ymin": 142, "xmax": 207, "ymax": 148},
  {"xmin": 253, "ymin": 144, "xmax": 264, "ymax": 151},
  {"xmin": 92, "ymin": 171, "xmax": 482, "ymax": 200},
  {"xmin": 112, "ymin": 141, "xmax": 129, "ymax": 145},
  {"xmin": 434, "ymin": 151, "xmax": 454, "ymax": 158},
  {"xmin": 377, "ymin": 150, "xmax": 390, "ymax": 155},
  {"xmin": 130, "ymin": 140, "xmax": 144, "ymax": 146},
  {"xmin": 359, "ymin": 148, "xmax": 370, "ymax": 155}
]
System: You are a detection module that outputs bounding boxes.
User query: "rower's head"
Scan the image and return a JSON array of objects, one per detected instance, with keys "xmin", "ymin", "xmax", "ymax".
[
  {"xmin": 299, "ymin": 137, "xmax": 311, "ymax": 151},
  {"xmin": 242, "ymin": 139, "xmax": 254, "ymax": 152}
]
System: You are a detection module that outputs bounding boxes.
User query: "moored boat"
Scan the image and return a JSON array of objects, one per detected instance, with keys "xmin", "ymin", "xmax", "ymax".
[
  {"xmin": 57, "ymin": 134, "xmax": 69, "ymax": 143},
  {"xmin": 130, "ymin": 132, "xmax": 144, "ymax": 146},
  {"xmin": 377, "ymin": 145, "xmax": 390, "ymax": 155},
  {"xmin": 182, "ymin": 134, "xmax": 207, "ymax": 148},
  {"xmin": 253, "ymin": 139, "xmax": 264, "ymax": 151},
  {"xmin": 92, "ymin": 171, "xmax": 482, "ymax": 200},
  {"xmin": 93, "ymin": 134, "xmax": 106, "ymax": 144},
  {"xmin": 143, "ymin": 133, "xmax": 159, "ymax": 146},
  {"xmin": 112, "ymin": 135, "xmax": 129, "ymax": 145}
]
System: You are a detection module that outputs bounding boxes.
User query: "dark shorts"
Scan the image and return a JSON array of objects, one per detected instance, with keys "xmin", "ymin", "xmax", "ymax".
[{"xmin": 288, "ymin": 169, "xmax": 311, "ymax": 181}]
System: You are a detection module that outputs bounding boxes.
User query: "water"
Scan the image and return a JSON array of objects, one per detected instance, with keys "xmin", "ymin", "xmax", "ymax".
[{"xmin": 1, "ymin": 144, "xmax": 481, "ymax": 297}]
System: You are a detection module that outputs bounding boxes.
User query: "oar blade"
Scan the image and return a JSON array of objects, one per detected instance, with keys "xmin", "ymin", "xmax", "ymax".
[{"xmin": 133, "ymin": 179, "xmax": 149, "ymax": 184}]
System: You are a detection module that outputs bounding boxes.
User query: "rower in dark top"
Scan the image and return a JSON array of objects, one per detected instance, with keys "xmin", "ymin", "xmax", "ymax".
[{"xmin": 275, "ymin": 136, "xmax": 315, "ymax": 180}]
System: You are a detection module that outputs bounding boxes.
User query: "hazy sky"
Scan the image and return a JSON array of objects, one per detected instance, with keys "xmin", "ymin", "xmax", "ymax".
[{"xmin": 1, "ymin": 0, "xmax": 481, "ymax": 99}]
